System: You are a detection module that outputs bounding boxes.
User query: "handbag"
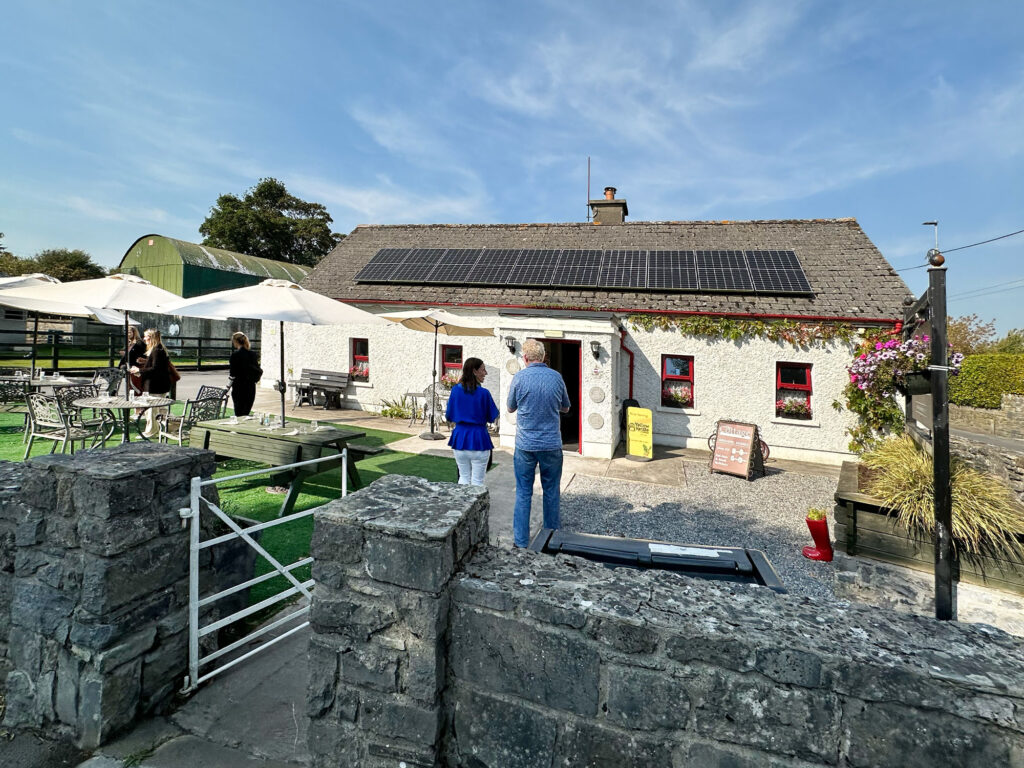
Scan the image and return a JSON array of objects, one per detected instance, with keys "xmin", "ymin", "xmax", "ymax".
[{"xmin": 167, "ymin": 360, "xmax": 182, "ymax": 383}]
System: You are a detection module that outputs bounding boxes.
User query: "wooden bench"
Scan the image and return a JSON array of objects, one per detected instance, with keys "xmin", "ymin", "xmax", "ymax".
[{"xmin": 294, "ymin": 369, "xmax": 351, "ymax": 410}]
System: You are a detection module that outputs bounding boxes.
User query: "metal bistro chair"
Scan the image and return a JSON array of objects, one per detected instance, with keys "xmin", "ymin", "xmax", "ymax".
[
  {"xmin": 92, "ymin": 367, "xmax": 126, "ymax": 397},
  {"xmin": 52, "ymin": 384, "xmax": 117, "ymax": 445},
  {"xmin": 24, "ymin": 393, "xmax": 106, "ymax": 458},
  {"xmin": 420, "ymin": 383, "xmax": 450, "ymax": 433},
  {"xmin": 195, "ymin": 385, "xmax": 230, "ymax": 418},
  {"xmin": 158, "ymin": 396, "xmax": 224, "ymax": 446},
  {"xmin": 0, "ymin": 379, "xmax": 32, "ymax": 440}
]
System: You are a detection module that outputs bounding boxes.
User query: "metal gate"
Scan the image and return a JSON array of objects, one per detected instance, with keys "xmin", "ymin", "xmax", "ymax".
[{"xmin": 179, "ymin": 450, "xmax": 348, "ymax": 693}]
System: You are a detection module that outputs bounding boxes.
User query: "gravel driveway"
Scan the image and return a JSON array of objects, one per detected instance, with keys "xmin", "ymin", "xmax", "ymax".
[{"xmin": 559, "ymin": 462, "xmax": 840, "ymax": 600}]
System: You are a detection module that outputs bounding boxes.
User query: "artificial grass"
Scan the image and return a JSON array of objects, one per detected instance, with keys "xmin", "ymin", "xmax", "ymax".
[{"xmin": 0, "ymin": 410, "xmax": 457, "ymax": 607}]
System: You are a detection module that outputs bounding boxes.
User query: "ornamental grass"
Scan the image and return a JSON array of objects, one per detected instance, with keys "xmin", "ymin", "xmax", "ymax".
[{"xmin": 861, "ymin": 435, "xmax": 1024, "ymax": 564}]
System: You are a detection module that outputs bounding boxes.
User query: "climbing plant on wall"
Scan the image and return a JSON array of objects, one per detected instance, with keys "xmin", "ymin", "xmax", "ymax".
[{"xmin": 627, "ymin": 314, "xmax": 857, "ymax": 346}]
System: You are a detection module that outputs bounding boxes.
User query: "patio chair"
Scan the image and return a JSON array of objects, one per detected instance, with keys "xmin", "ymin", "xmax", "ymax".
[
  {"xmin": 24, "ymin": 393, "xmax": 106, "ymax": 458},
  {"xmin": 52, "ymin": 384, "xmax": 117, "ymax": 444},
  {"xmin": 0, "ymin": 380, "xmax": 31, "ymax": 440},
  {"xmin": 420, "ymin": 384, "xmax": 450, "ymax": 433},
  {"xmin": 196, "ymin": 385, "xmax": 230, "ymax": 417},
  {"xmin": 158, "ymin": 396, "xmax": 225, "ymax": 446},
  {"xmin": 92, "ymin": 367, "xmax": 126, "ymax": 396}
]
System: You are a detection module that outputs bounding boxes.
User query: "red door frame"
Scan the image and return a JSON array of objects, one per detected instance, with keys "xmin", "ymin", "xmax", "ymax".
[{"xmin": 531, "ymin": 338, "xmax": 583, "ymax": 455}]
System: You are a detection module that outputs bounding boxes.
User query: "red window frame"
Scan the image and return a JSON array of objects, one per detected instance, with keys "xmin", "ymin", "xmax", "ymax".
[
  {"xmin": 351, "ymin": 338, "xmax": 369, "ymax": 379},
  {"xmin": 661, "ymin": 354, "xmax": 694, "ymax": 409},
  {"xmin": 776, "ymin": 362, "xmax": 812, "ymax": 418},
  {"xmin": 441, "ymin": 344, "xmax": 463, "ymax": 375}
]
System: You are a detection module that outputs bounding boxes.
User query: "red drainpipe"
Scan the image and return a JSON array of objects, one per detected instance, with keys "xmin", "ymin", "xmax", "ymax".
[{"xmin": 619, "ymin": 327, "xmax": 634, "ymax": 399}]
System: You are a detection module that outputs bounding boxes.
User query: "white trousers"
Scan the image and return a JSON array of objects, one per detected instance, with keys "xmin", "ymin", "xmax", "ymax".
[{"xmin": 453, "ymin": 449, "xmax": 489, "ymax": 486}]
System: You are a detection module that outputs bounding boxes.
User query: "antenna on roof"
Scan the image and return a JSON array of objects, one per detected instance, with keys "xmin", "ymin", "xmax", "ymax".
[{"xmin": 586, "ymin": 157, "xmax": 592, "ymax": 222}]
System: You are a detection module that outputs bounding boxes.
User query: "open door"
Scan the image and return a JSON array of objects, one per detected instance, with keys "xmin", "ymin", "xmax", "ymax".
[{"xmin": 536, "ymin": 339, "xmax": 582, "ymax": 453}]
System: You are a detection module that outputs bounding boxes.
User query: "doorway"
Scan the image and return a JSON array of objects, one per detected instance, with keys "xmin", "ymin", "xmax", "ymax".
[{"xmin": 537, "ymin": 338, "xmax": 582, "ymax": 453}]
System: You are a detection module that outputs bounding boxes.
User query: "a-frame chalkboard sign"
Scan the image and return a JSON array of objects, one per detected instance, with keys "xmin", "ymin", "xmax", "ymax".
[{"xmin": 708, "ymin": 420, "xmax": 766, "ymax": 480}]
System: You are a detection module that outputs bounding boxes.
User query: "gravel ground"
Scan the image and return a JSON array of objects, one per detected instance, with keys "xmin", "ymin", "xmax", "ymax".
[{"xmin": 560, "ymin": 462, "xmax": 839, "ymax": 601}]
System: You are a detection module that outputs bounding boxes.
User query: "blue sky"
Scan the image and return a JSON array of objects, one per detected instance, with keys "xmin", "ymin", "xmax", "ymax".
[{"xmin": 2, "ymin": 1, "xmax": 1023, "ymax": 331}]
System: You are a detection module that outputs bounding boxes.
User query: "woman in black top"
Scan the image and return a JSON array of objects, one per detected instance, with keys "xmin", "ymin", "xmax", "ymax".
[
  {"xmin": 130, "ymin": 328, "xmax": 171, "ymax": 438},
  {"xmin": 118, "ymin": 326, "xmax": 147, "ymax": 393},
  {"xmin": 228, "ymin": 332, "xmax": 261, "ymax": 417}
]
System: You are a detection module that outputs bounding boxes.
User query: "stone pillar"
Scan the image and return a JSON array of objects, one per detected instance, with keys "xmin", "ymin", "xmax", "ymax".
[
  {"xmin": 1, "ymin": 443, "xmax": 215, "ymax": 748},
  {"xmin": 307, "ymin": 475, "xmax": 488, "ymax": 768}
]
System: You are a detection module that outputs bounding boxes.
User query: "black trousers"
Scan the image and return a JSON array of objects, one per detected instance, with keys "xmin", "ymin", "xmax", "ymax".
[{"xmin": 232, "ymin": 382, "xmax": 256, "ymax": 417}]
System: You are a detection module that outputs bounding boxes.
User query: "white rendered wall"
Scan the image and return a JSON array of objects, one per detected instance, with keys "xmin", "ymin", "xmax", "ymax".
[{"xmin": 262, "ymin": 316, "xmax": 860, "ymax": 465}]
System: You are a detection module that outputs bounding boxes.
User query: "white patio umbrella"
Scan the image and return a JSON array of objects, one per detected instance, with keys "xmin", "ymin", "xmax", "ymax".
[
  {"xmin": 379, "ymin": 308, "xmax": 496, "ymax": 439},
  {"xmin": 160, "ymin": 279, "xmax": 388, "ymax": 425},
  {"xmin": 0, "ymin": 274, "xmax": 135, "ymax": 378},
  {"xmin": 0, "ymin": 274, "xmax": 181, "ymax": 396}
]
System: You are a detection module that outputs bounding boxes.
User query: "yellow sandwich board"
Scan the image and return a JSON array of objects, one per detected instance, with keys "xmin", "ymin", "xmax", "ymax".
[{"xmin": 625, "ymin": 407, "xmax": 653, "ymax": 461}]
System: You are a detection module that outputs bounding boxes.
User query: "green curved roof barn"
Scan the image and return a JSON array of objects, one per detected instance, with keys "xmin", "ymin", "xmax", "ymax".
[{"xmin": 116, "ymin": 234, "xmax": 310, "ymax": 298}]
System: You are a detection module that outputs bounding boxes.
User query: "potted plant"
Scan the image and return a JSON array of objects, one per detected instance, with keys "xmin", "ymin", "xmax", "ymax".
[{"xmin": 802, "ymin": 507, "xmax": 833, "ymax": 562}]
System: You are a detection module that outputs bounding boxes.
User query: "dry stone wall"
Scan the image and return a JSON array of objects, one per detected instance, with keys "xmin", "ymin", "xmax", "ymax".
[
  {"xmin": 308, "ymin": 475, "xmax": 1024, "ymax": 768},
  {"xmin": 0, "ymin": 444, "xmax": 229, "ymax": 749},
  {"xmin": 952, "ymin": 394, "xmax": 1024, "ymax": 440}
]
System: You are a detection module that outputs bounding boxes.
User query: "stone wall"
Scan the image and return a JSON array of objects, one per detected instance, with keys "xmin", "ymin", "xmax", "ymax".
[
  {"xmin": 951, "ymin": 393, "xmax": 1024, "ymax": 440},
  {"xmin": 308, "ymin": 475, "xmax": 1024, "ymax": 768},
  {"xmin": 952, "ymin": 433, "xmax": 1024, "ymax": 504},
  {"xmin": 0, "ymin": 444, "xmax": 217, "ymax": 748}
]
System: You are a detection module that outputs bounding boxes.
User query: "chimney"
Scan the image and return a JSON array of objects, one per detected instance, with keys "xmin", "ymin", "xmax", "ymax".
[{"xmin": 589, "ymin": 186, "xmax": 628, "ymax": 225}]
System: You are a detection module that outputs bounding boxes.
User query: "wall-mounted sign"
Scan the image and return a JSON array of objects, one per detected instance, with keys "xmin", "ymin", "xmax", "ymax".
[
  {"xmin": 709, "ymin": 421, "xmax": 766, "ymax": 480},
  {"xmin": 543, "ymin": 330, "xmax": 564, "ymax": 338},
  {"xmin": 912, "ymin": 393, "xmax": 933, "ymax": 431},
  {"xmin": 625, "ymin": 407, "xmax": 653, "ymax": 461}
]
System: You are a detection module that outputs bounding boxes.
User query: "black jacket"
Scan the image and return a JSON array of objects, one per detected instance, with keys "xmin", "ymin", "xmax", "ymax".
[
  {"xmin": 229, "ymin": 348, "xmax": 262, "ymax": 384},
  {"xmin": 118, "ymin": 340, "xmax": 146, "ymax": 369},
  {"xmin": 139, "ymin": 345, "xmax": 171, "ymax": 394}
]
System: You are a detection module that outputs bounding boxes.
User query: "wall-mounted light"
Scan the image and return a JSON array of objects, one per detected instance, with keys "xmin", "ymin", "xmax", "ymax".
[
  {"xmin": 504, "ymin": 335, "xmax": 516, "ymax": 354},
  {"xmin": 590, "ymin": 340, "xmax": 601, "ymax": 360}
]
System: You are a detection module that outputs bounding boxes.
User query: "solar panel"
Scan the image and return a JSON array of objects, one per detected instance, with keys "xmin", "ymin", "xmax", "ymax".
[
  {"xmin": 696, "ymin": 250, "xmax": 752, "ymax": 292},
  {"xmin": 354, "ymin": 248, "xmax": 412, "ymax": 282},
  {"xmin": 506, "ymin": 250, "xmax": 558, "ymax": 286},
  {"xmin": 647, "ymin": 251, "xmax": 698, "ymax": 290},
  {"xmin": 598, "ymin": 250, "xmax": 647, "ymax": 289},
  {"xmin": 745, "ymin": 250, "xmax": 812, "ymax": 293},
  {"xmin": 428, "ymin": 249, "xmax": 483, "ymax": 283},
  {"xmin": 464, "ymin": 249, "xmax": 520, "ymax": 284},
  {"xmin": 551, "ymin": 249, "xmax": 603, "ymax": 287},
  {"xmin": 390, "ymin": 248, "xmax": 446, "ymax": 282}
]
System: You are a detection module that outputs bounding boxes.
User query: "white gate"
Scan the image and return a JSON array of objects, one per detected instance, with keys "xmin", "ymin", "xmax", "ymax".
[{"xmin": 179, "ymin": 450, "xmax": 348, "ymax": 693}]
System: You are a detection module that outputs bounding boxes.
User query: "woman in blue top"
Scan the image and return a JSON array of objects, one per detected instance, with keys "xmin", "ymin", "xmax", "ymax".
[{"xmin": 445, "ymin": 357, "xmax": 500, "ymax": 485}]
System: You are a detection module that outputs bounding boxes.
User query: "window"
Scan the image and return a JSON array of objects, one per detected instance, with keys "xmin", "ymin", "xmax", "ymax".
[
  {"xmin": 441, "ymin": 345, "xmax": 462, "ymax": 387},
  {"xmin": 661, "ymin": 355, "xmax": 694, "ymax": 409},
  {"xmin": 351, "ymin": 338, "xmax": 369, "ymax": 381},
  {"xmin": 776, "ymin": 362, "xmax": 812, "ymax": 419}
]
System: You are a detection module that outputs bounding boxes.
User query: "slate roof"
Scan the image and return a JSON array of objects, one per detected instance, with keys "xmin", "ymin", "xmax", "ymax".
[{"xmin": 302, "ymin": 219, "xmax": 911, "ymax": 323}]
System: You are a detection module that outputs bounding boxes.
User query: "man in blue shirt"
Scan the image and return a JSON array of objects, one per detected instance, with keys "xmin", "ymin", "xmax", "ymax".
[{"xmin": 506, "ymin": 339, "xmax": 571, "ymax": 548}]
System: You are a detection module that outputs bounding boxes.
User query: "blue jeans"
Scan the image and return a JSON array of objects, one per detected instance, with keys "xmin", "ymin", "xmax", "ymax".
[{"xmin": 513, "ymin": 448, "xmax": 563, "ymax": 547}]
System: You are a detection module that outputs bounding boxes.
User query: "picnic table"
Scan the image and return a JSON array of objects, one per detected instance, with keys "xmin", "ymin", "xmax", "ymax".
[{"xmin": 189, "ymin": 417, "xmax": 378, "ymax": 517}]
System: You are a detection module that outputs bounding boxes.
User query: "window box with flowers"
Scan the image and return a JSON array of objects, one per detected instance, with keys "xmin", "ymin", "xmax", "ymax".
[
  {"xmin": 349, "ymin": 365, "xmax": 369, "ymax": 383},
  {"xmin": 661, "ymin": 354, "xmax": 695, "ymax": 409},
  {"xmin": 351, "ymin": 338, "xmax": 369, "ymax": 383},
  {"xmin": 776, "ymin": 362, "xmax": 813, "ymax": 420},
  {"xmin": 776, "ymin": 396, "xmax": 812, "ymax": 419},
  {"xmin": 439, "ymin": 372, "xmax": 460, "ymax": 391}
]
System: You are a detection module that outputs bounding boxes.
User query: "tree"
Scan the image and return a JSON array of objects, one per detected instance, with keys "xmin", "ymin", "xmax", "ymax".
[
  {"xmin": 946, "ymin": 314, "xmax": 997, "ymax": 355},
  {"xmin": 991, "ymin": 329, "xmax": 1024, "ymax": 355},
  {"xmin": 31, "ymin": 249, "xmax": 107, "ymax": 282},
  {"xmin": 199, "ymin": 178, "xmax": 343, "ymax": 267}
]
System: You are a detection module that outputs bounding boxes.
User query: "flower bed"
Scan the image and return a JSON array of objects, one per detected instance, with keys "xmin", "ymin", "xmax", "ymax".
[{"xmin": 833, "ymin": 461, "xmax": 1024, "ymax": 595}]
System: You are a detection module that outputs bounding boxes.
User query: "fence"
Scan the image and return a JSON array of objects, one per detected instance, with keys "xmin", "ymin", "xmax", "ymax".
[{"xmin": 0, "ymin": 329, "xmax": 260, "ymax": 372}]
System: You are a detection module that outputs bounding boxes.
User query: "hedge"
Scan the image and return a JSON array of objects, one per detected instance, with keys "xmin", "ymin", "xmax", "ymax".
[{"xmin": 949, "ymin": 354, "xmax": 1024, "ymax": 409}]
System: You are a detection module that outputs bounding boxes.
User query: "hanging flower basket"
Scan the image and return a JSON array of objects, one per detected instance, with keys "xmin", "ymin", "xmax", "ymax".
[{"xmin": 899, "ymin": 372, "xmax": 931, "ymax": 396}]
